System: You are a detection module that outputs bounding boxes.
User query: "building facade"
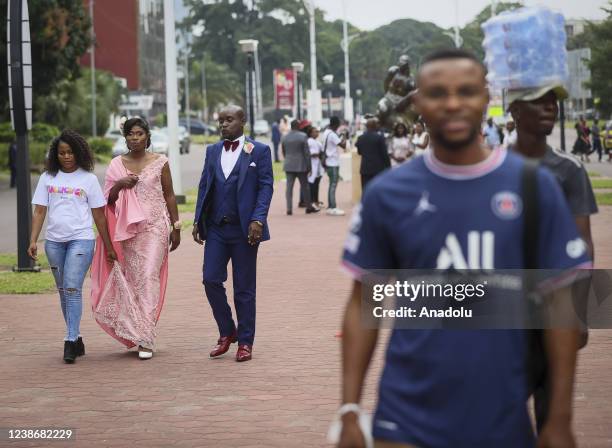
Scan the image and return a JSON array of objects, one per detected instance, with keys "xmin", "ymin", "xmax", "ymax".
[{"xmin": 81, "ymin": 0, "xmax": 167, "ymax": 118}]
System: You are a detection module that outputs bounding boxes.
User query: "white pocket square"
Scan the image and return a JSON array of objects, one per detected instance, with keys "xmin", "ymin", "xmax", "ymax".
[{"xmin": 249, "ymin": 162, "xmax": 257, "ymax": 167}]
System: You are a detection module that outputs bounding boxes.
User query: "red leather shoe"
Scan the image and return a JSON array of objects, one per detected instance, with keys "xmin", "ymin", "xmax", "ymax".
[
  {"xmin": 209, "ymin": 332, "xmax": 237, "ymax": 358},
  {"xmin": 235, "ymin": 344, "xmax": 252, "ymax": 362}
]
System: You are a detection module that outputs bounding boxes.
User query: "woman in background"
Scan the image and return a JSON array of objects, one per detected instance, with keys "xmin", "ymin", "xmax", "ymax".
[
  {"xmin": 389, "ymin": 122, "xmax": 413, "ymax": 166},
  {"xmin": 28, "ymin": 130, "xmax": 116, "ymax": 363},
  {"xmin": 412, "ymin": 121, "xmax": 431, "ymax": 157},
  {"xmin": 307, "ymin": 126, "xmax": 325, "ymax": 208}
]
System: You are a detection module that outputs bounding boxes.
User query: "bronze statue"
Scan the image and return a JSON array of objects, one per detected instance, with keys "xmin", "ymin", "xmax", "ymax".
[{"xmin": 376, "ymin": 54, "xmax": 418, "ymax": 131}]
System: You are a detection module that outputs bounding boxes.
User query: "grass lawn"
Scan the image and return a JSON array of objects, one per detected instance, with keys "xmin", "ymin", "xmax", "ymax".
[
  {"xmin": 192, "ymin": 135, "xmax": 220, "ymax": 145},
  {"xmin": 178, "ymin": 188, "xmax": 197, "ymax": 214},
  {"xmin": 273, "ymin": 161, "xmax": 286, "ymax": 181},
  {"xmin": 595, "ymin": 192, "xmax": 612, "ymax": 206},
  {"xmin": 591, "ymin": 178, "xmax": 612, "ymax": 189},
  {"xmin": 0, "ymin": 271, "xmax": 56, "ymax": 294},
  {"xmin": 0, "ymin": 253, "xmax": 49, "ymax": 270},
  {"xmin": 95, "ymin": 153, "xmax": 113, "ymax": 165},
  {"xmin": 588, "ymin": 171, "xmax": 601, "ymax": 178},
  {"xmin": 0, "ymin": 253, "xmax": 54, "ymax": 294}
]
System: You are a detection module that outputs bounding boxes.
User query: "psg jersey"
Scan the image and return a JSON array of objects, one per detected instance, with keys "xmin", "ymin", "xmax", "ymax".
[{"xmin": 342, "ymin": 147, "xmax": 590, "ymax": 447}]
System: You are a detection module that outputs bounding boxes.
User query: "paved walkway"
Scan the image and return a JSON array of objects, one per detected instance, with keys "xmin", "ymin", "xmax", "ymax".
[{"xmin": 2, "ymin": 175, "xmax": 612, "ymax": 447}]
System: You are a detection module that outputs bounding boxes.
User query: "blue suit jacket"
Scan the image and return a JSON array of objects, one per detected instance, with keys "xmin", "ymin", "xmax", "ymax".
[{"xmin": 194, "ymin": 138, "xmax": 274, "ymax": 241}]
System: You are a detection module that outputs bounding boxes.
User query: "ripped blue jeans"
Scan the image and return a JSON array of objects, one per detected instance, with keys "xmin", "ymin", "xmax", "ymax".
[{"xmin": 45, "ymin": 240, "xmax": 95, "ymax": 342}]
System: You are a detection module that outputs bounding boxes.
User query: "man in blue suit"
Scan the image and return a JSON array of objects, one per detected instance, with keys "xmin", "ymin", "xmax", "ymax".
[{"xmin": 193, "ymin": 105, "xmax": 274, "ymax": 362}]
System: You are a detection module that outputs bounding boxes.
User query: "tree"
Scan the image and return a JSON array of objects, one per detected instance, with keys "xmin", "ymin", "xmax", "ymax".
[
  {"xmin": 582, "ymin": 2, "xmax": 612, "ymax": 116},
  {"xmin": 0, "ymin": 0, "xmax": 91, "ymax": 120},
  {"xmin": 36, "ymin": 68, "xmax": 122, "ymax": 136}
]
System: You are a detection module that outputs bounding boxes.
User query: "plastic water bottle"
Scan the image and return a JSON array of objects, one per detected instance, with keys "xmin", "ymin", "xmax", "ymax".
[{"xmin": 482, "ymin": 6, "xmax": 569, "ymax": 90}]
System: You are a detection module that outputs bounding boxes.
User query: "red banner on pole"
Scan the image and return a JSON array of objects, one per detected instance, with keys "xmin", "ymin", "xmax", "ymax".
[{"xmin": 273, "ymin": 69, "xmax": 294, "ymax": 110}]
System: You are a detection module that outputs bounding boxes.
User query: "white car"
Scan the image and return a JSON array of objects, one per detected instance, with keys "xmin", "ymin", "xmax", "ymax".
[
  {"xmin": 112, "ymin": 138, "xmax": 128, "ymax": 158},
  {"xmin": 150, "ymin": 131, "xmax": 169, "ymax": 155},
  {"xmin": 253, "ymin": 120, "xmax": 270, "ymax": 136},
  {"xmin": 104, "ymin": 128, "xmax": 123, "ymax": 142},
  {"xmin": 111, "ymin": 130, "xmax": 168, "ymax": 157}
]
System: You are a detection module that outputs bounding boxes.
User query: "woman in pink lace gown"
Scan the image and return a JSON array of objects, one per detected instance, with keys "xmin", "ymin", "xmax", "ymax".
[{"xmin": 91, "ymin": 117, "xmax": 181, "ymax": 359}]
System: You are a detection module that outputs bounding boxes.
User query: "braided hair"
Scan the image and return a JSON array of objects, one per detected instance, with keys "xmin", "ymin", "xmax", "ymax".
[{"xmin": 46, "ymin": 129, "xmax": 95, "ymax": 176}]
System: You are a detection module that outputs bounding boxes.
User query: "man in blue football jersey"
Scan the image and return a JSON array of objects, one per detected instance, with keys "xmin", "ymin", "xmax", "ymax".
[{"xmin": 337, "ymin": 49, "xmax": 590, "ymax": 448}]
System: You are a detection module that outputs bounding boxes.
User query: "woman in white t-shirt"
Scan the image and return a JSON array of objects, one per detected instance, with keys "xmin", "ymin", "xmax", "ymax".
[
  {"xmin": 412, "ymin": 121, "xmax": 431, "ymax": 157},
  {"xmin": 307, "ymin": 126, "xmax": 325, "ymax": 207},
  {"xmin": 29, "ymin": 130, "xmax": 116, "ymax": 364},
  {"xmin": 389, "ymin": 122, "xmax": 414, "ymax": 166}
]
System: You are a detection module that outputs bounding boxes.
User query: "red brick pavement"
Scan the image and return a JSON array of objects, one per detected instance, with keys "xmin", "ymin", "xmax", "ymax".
[{"xmin": 1, "ymin": 178, "xmax": 611, "ymax": 447}]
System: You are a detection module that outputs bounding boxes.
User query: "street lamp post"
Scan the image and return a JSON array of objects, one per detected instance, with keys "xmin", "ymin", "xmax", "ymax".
[
  {"xmin": 292, "ymin": 62, "xmax": 304, "ymax": 120},
  {"xmin": 183, "ymin": 48, "xmax": 190, "ymax": 133},
  {"xmin": 163, "ymin": 0, "xmax": 184, "ymax": 202},
  {"xmin": 7, "ymin": 0, "xmax": 35, "ymax": 271},
  {"xmin": 303, "ymin": 0, "xmax": 321, "ymax": 123},
  {"xmin": 323, "ymin": 74, "xmax": 334, "ymax": 118},
  {"xmin": 355, "ymin": 88, "xmax": 362, "ymax": 118},
  {"xmin": 239, "ymin": 39, "xmax": 259, "ymax": 139},
  {"xmin": 89, "ymin": 0, "xmax": 97, "ymax": 137},
  {"xmin": 201, "ymin": 55, "xmax": 208, "ymax": 123},
  {"xmin": 341, "ymin": 0, "xmax": 354, "ymax": 122}
]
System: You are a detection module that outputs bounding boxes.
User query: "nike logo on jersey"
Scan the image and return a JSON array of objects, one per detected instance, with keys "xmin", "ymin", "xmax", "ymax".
[{"xmin": 436, "ymin": 232, "xmax": 495, "ymax": 269}]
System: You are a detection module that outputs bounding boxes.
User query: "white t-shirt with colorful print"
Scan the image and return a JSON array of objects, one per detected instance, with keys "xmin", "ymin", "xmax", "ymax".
[{"xmin": 32, "ymin": 168, "xmax": 106, "ymax": 242}]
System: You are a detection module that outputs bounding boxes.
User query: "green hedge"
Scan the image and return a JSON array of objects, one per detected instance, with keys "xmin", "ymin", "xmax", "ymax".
[
  {"xmin": 0, "ymin": 122, "xmax": 56, "ymax": 170},
  {"xmin": 30, "ymin": 123, "xmax": 60, "ymax": 144},
  {"xmin": 88, "ymin": 137, "xmax": 112, "ymax": 155},
  {"xmin": 0, "ymin": 122, "xmax": 60, "ymax": 144}
]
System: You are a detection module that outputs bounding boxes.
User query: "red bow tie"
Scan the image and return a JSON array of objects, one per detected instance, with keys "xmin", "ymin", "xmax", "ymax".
[{"xmin": 224, "ymin": 140, "xmax": 240, "ymax": 152}]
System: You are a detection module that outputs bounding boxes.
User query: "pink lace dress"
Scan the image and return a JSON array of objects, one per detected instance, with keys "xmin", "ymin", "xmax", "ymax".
[{"xmin": 93, "ymin": 155, "xmax": 170, "ymax": 349}]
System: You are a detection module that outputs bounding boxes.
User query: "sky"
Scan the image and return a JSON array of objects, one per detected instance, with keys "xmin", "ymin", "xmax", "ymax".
[{"xmin": 313, "ymin": 0, "xmax": 609, "ymax": 30}]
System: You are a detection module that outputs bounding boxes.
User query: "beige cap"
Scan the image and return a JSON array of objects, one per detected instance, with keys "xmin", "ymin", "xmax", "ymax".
[{"xmin": 506, "ymin": 83, "xmax": 569, "ymax": 110}]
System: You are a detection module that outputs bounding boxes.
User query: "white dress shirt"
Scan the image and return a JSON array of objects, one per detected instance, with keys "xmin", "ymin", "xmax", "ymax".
[{"xmin": 220, "ymin": 135, "xmax": 245, "ymax": 179}]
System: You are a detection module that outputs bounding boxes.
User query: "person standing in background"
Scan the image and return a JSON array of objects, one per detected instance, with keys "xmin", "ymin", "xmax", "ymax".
[
  {"xmin": 282, "ymin": 120, "xmax": 318, "ymax": 215},
  {"xmin": 411, "ymin": 121, "xmax": 430, "ymax": 156},
  {"xmin": 8, "ymin": 139, "xmax": 17, "ymax": 188},
  {"xmin": 502, "ymin": 119, "xmax": 517, "ymax": 149},
  {"xmin": 271, "ymin": 119, "xmax": 282, "ymax": 163},
  {"xmin": 389, "ymin": 122, "xmax": 413, "ymax": 166},
  {"xmin": 322, "ymin": 116, "xmax": 347, "ymax": 216},
  {"xmin": 356, "ymin": 118, "xmax": 390, "ymax": 188},
  {"xmin": 307, "ymin": 126, "xmax": 325, "ymax": 208},
  {"xmin": 483, "ymin": 117, "xmax": 501, "ymax": 149},
  {"xmin": 591, "ymin": 119, "xmax": 603, "ymax": 162}
]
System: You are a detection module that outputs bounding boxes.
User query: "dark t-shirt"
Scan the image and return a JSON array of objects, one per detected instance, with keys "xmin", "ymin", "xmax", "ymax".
[
  {"xmin": 591, "ymin": 124, "xmax": 601, "ymax": 142},
  {"xmin": 541, "ymin": 146, "xmax": 598, "ymax": 216}
]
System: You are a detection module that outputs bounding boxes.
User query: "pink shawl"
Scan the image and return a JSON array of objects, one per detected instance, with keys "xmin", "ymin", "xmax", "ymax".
[{"xmin": 90, "ymin": 158, "xmax": 169, "ymax": 348}]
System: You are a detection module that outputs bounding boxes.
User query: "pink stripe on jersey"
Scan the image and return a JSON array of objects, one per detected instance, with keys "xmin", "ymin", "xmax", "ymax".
[{"xmin": 425, "ymin": 147, "xmax": 507, "ymax": 180}]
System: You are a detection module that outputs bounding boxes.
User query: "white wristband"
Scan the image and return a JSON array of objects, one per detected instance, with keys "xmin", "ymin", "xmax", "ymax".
[{"xmin": 337, "ymin": 403, "xmax": 361, "ymax": 417}]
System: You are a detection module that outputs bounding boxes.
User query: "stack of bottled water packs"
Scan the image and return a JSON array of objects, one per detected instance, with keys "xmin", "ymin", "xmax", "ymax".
[{"xmin": 482, "ymin": 7, "xmax": 569, "ymax": 90}]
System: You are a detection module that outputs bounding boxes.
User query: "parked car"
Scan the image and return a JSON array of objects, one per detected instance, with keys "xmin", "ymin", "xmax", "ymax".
[
  {"xmin": 160, "ymin": 126, "xmax": 191, "ymax": 154},
  {"xmin": 112, "ymin": 138, "xmax": 128, "ymax": 158},
  {"xmin": 253, "ymin": 119, "xmax": 270, "ymax": 136},
  {"xmin": 150, "ymin": 130, "xmax": 169, "ymax": 155},
  {"xmin": 112, "ymin": 130, "xmax": 168, "ymax": 157},
  {"xmin": 179, "ymin": 118, "xmax": 217, "ymax": 136},
  {"xmin": 104, "ymin": 128, "xmax": 123, "ymax": 142}
]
